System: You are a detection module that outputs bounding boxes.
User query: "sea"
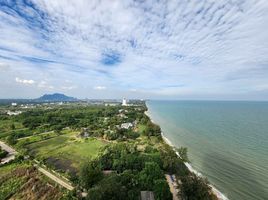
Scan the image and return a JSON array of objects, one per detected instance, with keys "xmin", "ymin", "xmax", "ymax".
[{"xmin": 146, "ymin": 100, "xmax": 268, "ymax": 200}]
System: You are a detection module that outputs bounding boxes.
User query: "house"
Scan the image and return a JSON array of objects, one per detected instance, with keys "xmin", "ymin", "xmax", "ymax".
[
  {"xmin": 140, "ymin": 191, "xmax": 155, "ymax": 200},
  {"xmin": 117, "ymin": 113, "xmax": 128, "ymax": 118},
  {"xmin": 105, "ymin": 103, "xmax": 119, "ymax": 106},
  {"xmin": 7, "ymin": 110, "xmax": 22, "ymax": 116},
  {"xmin": 79, "ymin": 128, "xmax": 90, "ymax": 138},
  {"xmin": 120, "ymin": 122, "xmax": 133, "ymax": 129}
]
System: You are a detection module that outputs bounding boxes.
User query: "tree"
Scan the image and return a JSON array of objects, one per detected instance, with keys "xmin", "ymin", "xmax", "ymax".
[
  {"xmin": 177, "ymin": 147, "xmax": 189, "ymax": 162},
  {"xmin": 143, "ymin": 122, "xmax": 161, "ymax": 137},
  {"xmin": 10, "ymin": 123, "xmax": 15, "ymax": 130},
  {"xmin": 7, "ymin": 132, "xmax": 17, "ymax": 145},
  {"xmin": 153, "ymin": 179, "xmax": 172, "ymax": 200},
  {"xmin": 160, "ymin": 144, "xmax": 181, "ymax": 174},
  {"xmin": 119, "ymin": 170, "xmax": 139, "ymax": 190},
  {"xmin": 79, "ymin": 160, "xmax": 103, "ymax": 188},
  {"xmin": 139, "ymin": 162, "xmax": 164, "ymax": 190},
  {"xmin": 0, "ymin": 147, "xmax": 8, "ymax": 159},
  {"xmin": 87, "ymin": 174, "xmax": 127, "ymax": 200},
  {"xmin": 181, "ymin": 174, "xmax": 215, "ymax": 200}
]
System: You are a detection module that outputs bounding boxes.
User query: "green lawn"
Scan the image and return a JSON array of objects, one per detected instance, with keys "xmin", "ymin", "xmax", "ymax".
[
  {"xmin": 137, "ymin": 124, "xmax": 146, "ymax": 133},
  {"xmin": 26, "ymin": 132, "xmax": 106, "ymax": 170}
]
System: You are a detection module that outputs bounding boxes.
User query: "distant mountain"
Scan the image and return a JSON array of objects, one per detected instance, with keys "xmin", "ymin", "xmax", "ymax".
[{"xmin": 36, "ymin": 93, "xmax": 78, "ymax": 102}]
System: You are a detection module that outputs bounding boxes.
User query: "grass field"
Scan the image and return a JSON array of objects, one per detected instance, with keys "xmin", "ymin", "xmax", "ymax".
[{"xmin": 26, "ymin": 131, "xmax": 106, "ymax": 172}]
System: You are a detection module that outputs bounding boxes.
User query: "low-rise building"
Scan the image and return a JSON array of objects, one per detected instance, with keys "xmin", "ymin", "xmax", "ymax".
[
  {"xmin": 117, "ymin": 113, "xmax": 128, "ymax": 118},
  {"xmin": 79, "ymin": 128, "xmax": 90, "ymax": 138},
  {"xmin": 7, "ymin": 110, "xmax": 22, "ymax": 116},
  {"xmin": 120, "ymin": 122, "xmax": 133, "ymax": 129}
]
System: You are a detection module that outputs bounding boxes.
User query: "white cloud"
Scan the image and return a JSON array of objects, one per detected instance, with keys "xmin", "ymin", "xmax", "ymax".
[
  {"xmin": 15, "ymin": 77, "xmax": 35, "ymax": 85},
  {"xmin": 37, "ymin": 81, "xmax": 54, "ymax": 90},
  {"xmin": 93, "ymin": 86, "xmax": 107, "ymax": 90},
  {"xmin": 1, "ymin": 1, "xmax": 268, "ymax": 99},
  {"xmin": 0, "ymin": 63, "xmax": 10, "ymax": 71},
  {"xmin": 61, "ymin": 85, "xmax": 76, "ymax": 90}
]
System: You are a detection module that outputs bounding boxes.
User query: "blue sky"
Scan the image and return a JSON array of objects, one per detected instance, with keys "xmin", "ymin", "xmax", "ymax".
[{"xmin": 0, "ymin": 0, "xmax": 268, "ymax": 100}]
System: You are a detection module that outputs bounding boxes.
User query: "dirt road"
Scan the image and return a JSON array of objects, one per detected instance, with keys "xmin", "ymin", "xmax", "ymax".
[
  {"xmin": 0, "ymin": 140, "xmax": 17, "ymax": 164},
  {"xmin": 165, "ymin": 174, "xmax": 180, "ymax": 200},
  {"xmin": 37, "ymin": 166, "xmax": 74, "ymax": 190}
]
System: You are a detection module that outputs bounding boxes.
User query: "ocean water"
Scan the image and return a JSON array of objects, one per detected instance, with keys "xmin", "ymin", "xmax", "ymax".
[{"xmin": 146, "ymin": 100, "xmax": 268, "ymax": 200}]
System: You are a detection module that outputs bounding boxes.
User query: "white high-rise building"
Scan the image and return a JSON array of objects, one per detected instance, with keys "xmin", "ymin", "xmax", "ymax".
[{"xmin": 122, "ymin": 98, "xmax": 127, "ymax": 106}]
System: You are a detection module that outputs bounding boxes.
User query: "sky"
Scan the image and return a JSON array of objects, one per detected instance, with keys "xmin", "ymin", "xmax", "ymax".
[{"xmin": 0, "ymin": 0, "xmax": 268, "ymax": 100}]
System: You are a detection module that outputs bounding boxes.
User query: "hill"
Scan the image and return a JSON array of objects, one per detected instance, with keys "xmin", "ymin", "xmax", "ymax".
[{"xmin": 36, "ymin": 93, "xmax": 77, "ymax": 102}]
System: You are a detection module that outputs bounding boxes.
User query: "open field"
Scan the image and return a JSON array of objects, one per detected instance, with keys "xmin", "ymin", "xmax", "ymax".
[{"xmin": 25, "ymin": 130, "xmax": 106, "ymax": 173}]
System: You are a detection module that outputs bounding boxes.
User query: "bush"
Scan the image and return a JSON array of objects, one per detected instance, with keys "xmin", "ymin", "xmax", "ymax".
[
  {"xmin": 7, "ymin": 133, "xmax": 17, "ymax": 145},
  {"xmin": 177, "ymin": 147, "xmax": 189, "ymax": 162},
  {"xmin": 153, "ymin": 179, "xmax": 172, "ymax": 200},
  {"xmin": 87, "ymin": 174, "xmax": 127, "ymax": 200},
  {"xmin": 79, "ymin": 160, "xmax": 103, "ymax": 188},
  {"xmin": 138, "ymin": 162, "xmax": 164, "ymax": 190},
  {"xmin": 0, "ymin": 147, "xmax": 8, "ymax": 159},
  {"xmin": 181, "ymin": 174, "xmax": 215, "ymax": 200}
]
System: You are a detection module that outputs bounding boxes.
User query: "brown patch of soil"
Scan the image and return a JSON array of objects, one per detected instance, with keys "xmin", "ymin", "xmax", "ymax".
[{"xmin": 46, "ymin": 157, "xmax": 77, "ymax": 176}]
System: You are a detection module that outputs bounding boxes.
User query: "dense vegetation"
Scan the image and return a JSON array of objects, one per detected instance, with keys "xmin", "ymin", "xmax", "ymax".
[
  {"xmin": 0, "ymin": 102, "xmax": 217, "ymax": 200},
  {"xmin": 0, "ymin": 146, "xmax": 8, "ymax": 160}
]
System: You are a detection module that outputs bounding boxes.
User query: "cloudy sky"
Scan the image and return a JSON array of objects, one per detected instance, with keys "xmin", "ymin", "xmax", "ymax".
[{"xmin": 0, "ymin": 0, "xmax": 268, "ymax": 100}]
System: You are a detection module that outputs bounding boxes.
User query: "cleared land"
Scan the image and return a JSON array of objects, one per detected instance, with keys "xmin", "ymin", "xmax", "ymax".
[
  {"xmin": 0, "ymin": 162, "xmax": 67, "ymax": 200},
  {"xmin": 25, "ymin": 130, "xmax": 106, "ymax": 172}
]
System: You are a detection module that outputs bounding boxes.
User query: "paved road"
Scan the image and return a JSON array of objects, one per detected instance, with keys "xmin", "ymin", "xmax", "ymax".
[
  {"xmin": 37, "ymin": 166, "xmax": 74, "ymax": 191},
  {"xmin": 0, "ymin": 141, "xmax": 17, "ymax": 164}
]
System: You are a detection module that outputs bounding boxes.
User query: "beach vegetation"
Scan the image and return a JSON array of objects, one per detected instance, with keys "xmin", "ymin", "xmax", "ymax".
[
  {"xmin": 181, "ymin": 174, "xmax": 217, "ymax": 200},
  {"xmin": 177, "ymin": 147, "xmax": 189, "ymax": 162}
]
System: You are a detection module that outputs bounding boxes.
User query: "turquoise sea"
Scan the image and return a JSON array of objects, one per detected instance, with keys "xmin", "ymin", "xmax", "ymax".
[{"xmin": 146, "ymin": 100, "xmax": 268, "ymax": 200}]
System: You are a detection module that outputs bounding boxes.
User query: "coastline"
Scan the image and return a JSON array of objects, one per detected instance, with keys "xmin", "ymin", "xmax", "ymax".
[{"xmin": 144, "ymin": 110, "xmax": 229, "ymax": 200}]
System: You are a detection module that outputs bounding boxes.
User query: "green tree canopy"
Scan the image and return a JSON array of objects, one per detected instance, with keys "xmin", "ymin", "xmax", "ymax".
[{"xmin": 79, "ymin": 160, "xmax": 103, "ymax": 188}]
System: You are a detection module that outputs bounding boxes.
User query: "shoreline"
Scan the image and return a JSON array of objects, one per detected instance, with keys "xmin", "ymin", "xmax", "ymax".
[{"xmin": 144, "ymin": 110, "xmax": 229, "ymax": 200}]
